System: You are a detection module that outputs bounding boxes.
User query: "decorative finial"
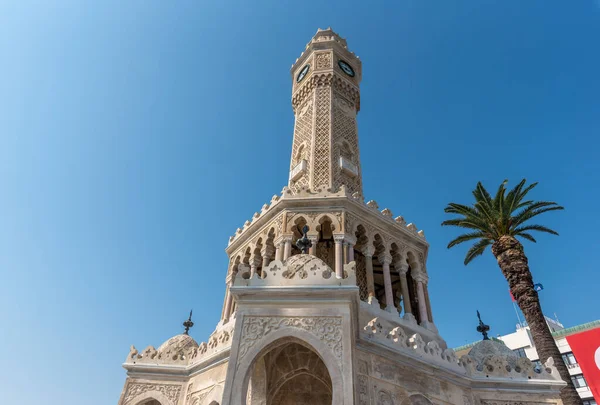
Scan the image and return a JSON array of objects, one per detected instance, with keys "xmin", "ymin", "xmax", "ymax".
[
  {"xmin": 476, "ymin": 310, "xmax": 490, "ymax": 340},
  {"xmin": 295, "ymin": 225, "xmax": 312, "ymax": 254},
  {"xmin": 183, "ymin": 310, "xmax": 194, "ymax": 335}
]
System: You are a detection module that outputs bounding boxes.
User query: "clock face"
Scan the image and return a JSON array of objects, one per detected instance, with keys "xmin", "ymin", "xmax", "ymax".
[
  {"xmin": 338, "ymin": 60, "xmax": 355, "ymax": 77},
  {"xmin": 296, "ymin": 64, "xmax": 310, "ymax": 83}
]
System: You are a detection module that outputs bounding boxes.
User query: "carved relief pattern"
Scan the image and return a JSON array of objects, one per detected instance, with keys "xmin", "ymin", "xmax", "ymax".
[
  {"xmin": 290, "ymin": 97, "xmax": 314, "ymax": 193},
  {"xmin": 316, "ymin": 52, "xmax": 332, "ymax": 69},
  {"xmin": 238, "ymin": 316, "xmax": 343, "ymax": 364},
  {"xmin": 357, "ymin": 375, "xmax": 369, "ymax": 405},
  {"xmin": 480, "ymin": 402, "xmax": 548, "ymax": 405},
  {"xmin": 313, "ymin": 86, "xmax": 332, "ymax": 189},
  {"xmin": 123, "ymin": 382, "xmax": 182, "ymax": 405},
  {"xmin": 316, "ymin": 241, "xmax": 335, "ymax": 270},
  {"xmin": 356, "ymin": 254, "xmax": 368, "ymax": 300},
  {"xmin": 332, "ymin": 91, "xmax": 362, "ymax": 195}
]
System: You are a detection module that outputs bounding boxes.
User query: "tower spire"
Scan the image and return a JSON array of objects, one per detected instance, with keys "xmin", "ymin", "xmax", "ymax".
[{"xmin": 288, "ymin": 28, "xmax": 363, "ymax": 195}]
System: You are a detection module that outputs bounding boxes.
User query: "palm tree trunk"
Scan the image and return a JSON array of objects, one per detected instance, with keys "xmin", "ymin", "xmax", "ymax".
[{"xmin": 492, "ymin": 235, "xmax": 582, "ymax": 405}]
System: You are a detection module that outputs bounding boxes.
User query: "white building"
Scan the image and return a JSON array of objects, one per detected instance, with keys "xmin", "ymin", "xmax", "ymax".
[
  {"xmin": 116, "ymin": 28, "xmax": 566, "ymax": 405},
  {"xmin": 455, "ymin": 318, "xmax": 600, "ymax": 405}
]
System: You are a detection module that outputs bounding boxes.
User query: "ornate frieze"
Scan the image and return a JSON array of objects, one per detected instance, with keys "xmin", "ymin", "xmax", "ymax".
[
  {"xmin": 123, "ymin": 382, "xmax": 182, "ymax": 405},
  {"xmin": 238, "ymin": 316, "xmax": 343, "ymax": 364}
]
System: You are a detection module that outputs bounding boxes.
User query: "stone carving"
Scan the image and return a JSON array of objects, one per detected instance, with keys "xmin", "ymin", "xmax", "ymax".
[
  {"xmin": 377, "ymin": 390, "xmax": 394, "ymax": 405},
  {"xmin": 234, "ymin": 256, "xmax": 355, "ymax": 286},
  {"xmin": 314, "ymin": 86, "xmax": 332, "ymax": 189},
  {"xmin": 316, "ymin": 52, "xmax": 332, "ymax": 69},
  {"xmin": 357, "ymin": 374, "xmax": 369, "ymax": 405},
  {"xmin": 123, "ymin": 382, "xmax": 182, "ymax": 405},
  {"xmin": 480, "ymin": 402, "xmax": 548, "ymax": 405},
  {"xmin": 290, "ymin": 95, "xmax": 313, "ymax": 193},
  {"xmin": 381, "ymin": 208, "xmax": 393, "ymax": 218},
  {"xmin": 367, "ymin": 200, "xmax": 379, "ymax": 209},
  {"xmin": 238, "ymin": 316, "xmax": 343, "ymax": 363}
]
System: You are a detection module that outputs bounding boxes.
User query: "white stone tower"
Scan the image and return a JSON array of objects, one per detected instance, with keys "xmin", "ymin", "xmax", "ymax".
[{"xmin": 116, "ymin": 29, "xmax": 565, "ymax": 405}]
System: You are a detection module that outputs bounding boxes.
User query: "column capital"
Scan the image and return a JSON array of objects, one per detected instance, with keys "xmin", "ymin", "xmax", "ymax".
[
  {"xmin": 396, "ymin": 262, "xmax": 409, "ymax": 275},
  {"xmin": 379, "ymin": 252, "xmax": 393, "ymax": 265},
  {"xmin": 413, "ymin": 272, "xmax": 428, "ymax": 284},
  {"xmin": 307, "ymin": 234, "xmax": 319, "ymax": 242},
  {"xmin": 333, "ymin": 234, "xmax": 345, "ymax": 243},
  {"xmin": 275, "ymin": 235, "xmax": 294, "ymax": 245},
  {"xmin": 344, "ymin": 235, "xmax": 357, "ymax": 246},
  {"xmin": 361, "ymin": 245, "xmax": 375, "ymax": 257},
  {"xmin": 260, "ymin": 245, "xmax": 274, "ymax": 257}
]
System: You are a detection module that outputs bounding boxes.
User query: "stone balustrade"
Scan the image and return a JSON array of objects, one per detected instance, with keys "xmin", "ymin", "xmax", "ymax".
[
  {"xmin": 359, "ymin": 313, "xmax": 561, "ymax": 382},
  {"xmin": 125, "ymin": 321, "xmax": 235, "ymax": 368},
  {"xmin": 233, "ymin": 255, "xmax": 356, "ymax": 287}
]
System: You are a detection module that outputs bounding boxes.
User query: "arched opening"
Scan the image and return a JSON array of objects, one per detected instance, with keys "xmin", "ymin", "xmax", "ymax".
[
  {"xmin": 315, "ymin": 216, "xmax": 335, "ymax": 270},
  {"xmin": 389, "ymin": 243, "xmax": 403, "ymax": 314},
  {"xmin": 406, "ymin": 252, "xmax": 421, "ymax": 324},
  {"xmin": 371, "ymin": 234, "xmax": 388, "ymax": 311},
  {"xmin": 353, "ymin": 224, "xmax": 369, "ymax": 301},
  {"xmin": 290, "ymin": 216, "xmax": 308, "ymax": 257},
  {"xmin": 245, "ymin": 340, "xmax": 333, "ymax": 405},
  {"xmin": 137, "ymin": 399, "xmax": 162, "ymax": 405}
]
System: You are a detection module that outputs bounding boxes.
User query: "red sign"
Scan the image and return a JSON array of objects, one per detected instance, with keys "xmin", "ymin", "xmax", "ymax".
[{"xmin": 566, "ymin": 327, "xmax": 600, "ymax": 400}]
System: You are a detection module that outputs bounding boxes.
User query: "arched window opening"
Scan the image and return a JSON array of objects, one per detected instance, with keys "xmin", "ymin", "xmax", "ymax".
[
  {"xmin": 245, "ymin": 340, "xmax": 332, "ymax": 405},
  {"xmin": 353, "ymin": 225, "xmax": 369, "ymax": 301},
  {"xmin": 315, "ymin": 217, "xmax": 335, "ymax": 270}
]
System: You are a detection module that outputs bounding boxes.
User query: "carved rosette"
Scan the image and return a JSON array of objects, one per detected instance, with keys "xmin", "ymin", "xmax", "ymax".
[
  {"xmin": 238, "ymin": 316, "xmax": 343, "ymax": 366},
  {"xmin": 123, "ymin": 382, "xmax": 182, "ymax": 405}
]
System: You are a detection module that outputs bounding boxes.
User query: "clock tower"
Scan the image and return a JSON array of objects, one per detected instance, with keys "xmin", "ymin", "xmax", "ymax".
[{"xmin": 288, "ymin": 28, "xmax": 363, "ymax": 196}]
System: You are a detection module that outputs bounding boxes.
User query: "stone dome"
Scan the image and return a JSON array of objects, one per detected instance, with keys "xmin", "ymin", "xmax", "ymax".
[
  {"xmin": 283, "ymin": 254, "xmax": 334, "ymax": 279},
  {"xmin": 468, "ymin": 339, "xmax": 519, "ymax": 370},
  {"xmin": 157, "ymin": 334, "xmax": 199, "ymax": 356}
]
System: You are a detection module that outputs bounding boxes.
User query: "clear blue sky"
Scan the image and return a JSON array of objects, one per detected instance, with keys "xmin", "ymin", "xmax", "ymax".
[{"xmin": 1, "ymin": 1, "xmax": 599, "ymax": 404}]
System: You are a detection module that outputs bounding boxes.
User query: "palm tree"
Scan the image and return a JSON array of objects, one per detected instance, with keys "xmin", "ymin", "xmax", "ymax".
[{"xmin": 442, "ymin": 179, "xmax": 581, "ymax": 405}]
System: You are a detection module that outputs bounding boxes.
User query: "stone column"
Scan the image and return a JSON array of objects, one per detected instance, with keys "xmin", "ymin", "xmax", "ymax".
[
  {"xmin": 308, "ymin": 235, "xmax": 318, "ymax": 255},
  {"xmin": 343, "ymin": 241, "xmax": 349, "ymax": 264},
  {"xmin": 424, "ymin": 283, "xmax": 433, "ymax": 323},
  {"xmin": 260, "ymin": 246, "xmax": 272, "ymax": 274},
  {"xmin": 415, "ymin": 273, "xmax": 430, "ymax": 326},
  {"xmin": 223, "ymin": 273, "xmax": 235, "ymax": 321},
  {"xmin": 283, "ymin": 236, "xmax": 292, "ymax": 260},
  {"xmin": 344, "ymin": 236, "xmax": 356, "ymax": 264},
  {"xmin": 362, "ymin": 246, "xmax": 377, "ymax": 304},
  {"xmin": 397, "ymin": 263, "xmax": 415, "ymax": 322},
  {"xmin": 380, "ymin": 253, "xmax": 395, "ymax": 313},
  {"xmin": 274, "ymin": 238, "xmax": 283, "ymax": 262},
  {"xmin": 334, "ymin": 235, "xmax": 344, "ymax": 278}
]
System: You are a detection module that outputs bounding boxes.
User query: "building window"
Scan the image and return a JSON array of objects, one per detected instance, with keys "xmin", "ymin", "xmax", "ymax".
[
  {"xmin": 513, "ymin": 347, "xmax": 527, "ymax": 358},
  {"xmin": 582, "ymin": 400, "xmax": 597, "ymax": 405},
  {"xmin": 562, "ymin": 352, "xmax": 578, "ymax": 366},
  {"xmin": 571, "ymin": 374, "xmax": 587, "ymax": 388}
]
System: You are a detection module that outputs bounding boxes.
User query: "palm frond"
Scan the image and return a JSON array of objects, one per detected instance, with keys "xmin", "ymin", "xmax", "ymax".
[
  {"xmin": 441, "ymin": 218, "xmax": 493, "ymax": 232},
  {"xmin": 444, "ymin": 203, "xmax": 481, "ymax": 219},
  {"xmin": 512, "ymin": 205, "xmax": 564, "ymax": 228},
  {"xmin": 514, "ymin": 181, "xmax": 538, "ymax": 206},
  {"xmin": 517, "ymin": 233, "xmax": 537, "ymax": 243},
  {"xmin": 493, "ymin": 179, "xmax": 508, "ymax": 211},
  {"xmin": 505, "ymin": 179, "xmax": 527, "ymax": 214},
  {"xmin": 513, "ymin": 224, "xmax": 559, "ymax": 236},
  {"xmin": 473, "ymin": 182, "xmax": 494, "ymax": 211},
  {"xmin": 464, "ymin": 238, "xmax": 493, "ymax": 265},
  {"xmin": 447, "ymin": 231, "xmax": 489, "ymax": 249}
]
